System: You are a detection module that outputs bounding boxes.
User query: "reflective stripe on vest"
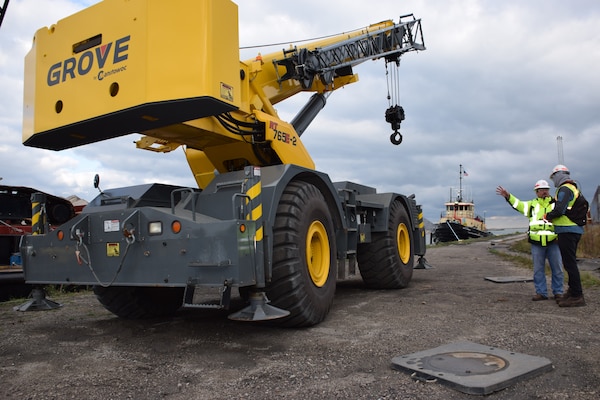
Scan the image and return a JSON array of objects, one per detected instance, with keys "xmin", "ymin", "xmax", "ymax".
[{"xmin": 529, "ymin": 220, "xmax": 557, "ymax": 245}]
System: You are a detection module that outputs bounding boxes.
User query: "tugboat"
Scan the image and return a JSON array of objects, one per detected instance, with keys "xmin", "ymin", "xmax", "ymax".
[{"xmin": 431, "ymin": 165, "xmax": 492, "ymax": 243}]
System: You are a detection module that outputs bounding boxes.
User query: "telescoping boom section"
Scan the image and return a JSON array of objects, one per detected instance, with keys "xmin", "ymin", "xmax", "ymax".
[{"xmin": 20, "ymin": 0, "xmax": 427, "ymax": 327}]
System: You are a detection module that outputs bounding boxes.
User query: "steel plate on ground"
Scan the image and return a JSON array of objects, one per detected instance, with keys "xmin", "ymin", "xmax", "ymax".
[
  {"xmin": 484, "ymin": 276, "xmax": 533, "ymax": 283},
  {"xmin": 391, "ymin": 341, "xmax": 553, "ymax": 395}
]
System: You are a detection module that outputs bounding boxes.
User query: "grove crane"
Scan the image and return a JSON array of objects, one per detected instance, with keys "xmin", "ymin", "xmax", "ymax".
[{"xmin": 20, "ymin": 0, "xmax": 427, "ymax": 327}]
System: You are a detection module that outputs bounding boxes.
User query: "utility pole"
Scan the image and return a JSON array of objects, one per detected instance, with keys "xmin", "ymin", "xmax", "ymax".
[{"xmin": 556, "ymin": 136, "xmax": 564, "ymax": 164}]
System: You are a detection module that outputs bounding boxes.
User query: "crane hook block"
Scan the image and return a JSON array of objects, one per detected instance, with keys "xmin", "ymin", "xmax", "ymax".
[
  {"xmin": 385, "ymin": 105, "xmax": 405, "ymax": 131},
  {"xmin": 390, "ymin": 131, "xmax": 403, "ymax": 145},
  {"xmin": 385, "ymin": 105, "xmax": 405, "ymax": 145}
]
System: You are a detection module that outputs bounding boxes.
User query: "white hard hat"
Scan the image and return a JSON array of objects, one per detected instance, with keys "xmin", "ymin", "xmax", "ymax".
[
  {"xmin": 533, "ymin": 179, "xmax": 550, "ymax": 190},
  {"xmin": 551, "ymin": 164, "xmax": 569, "ymax": 175}
]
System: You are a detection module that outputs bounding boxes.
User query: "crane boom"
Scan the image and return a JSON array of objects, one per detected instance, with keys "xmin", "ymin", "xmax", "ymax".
[
  {"xmin": 275, "ymin": 16, "xmax": 424, "ymax": 91},
  {"xmin": 0, "ymin": 0, "xmax": 8, "ymax": 29}
]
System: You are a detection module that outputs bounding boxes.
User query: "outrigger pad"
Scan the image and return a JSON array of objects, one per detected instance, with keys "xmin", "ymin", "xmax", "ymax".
[
  {"xmin": 484, "ymin": 276, "xmax": 533, "ymax": 283},
  {"xmin": 228, "ymin": 292, "xmax": 290, "ymax": 322},
  {"xmin": 13, "ymin": 287, "xmax": 62, "ymax": 312},
  {"xmin": 414, "ymin": 257, "xmax": 434, "ymax": 269},
  {"xmin": 391, "ymin": 341, "xmax": 553, "ymax": 395}
]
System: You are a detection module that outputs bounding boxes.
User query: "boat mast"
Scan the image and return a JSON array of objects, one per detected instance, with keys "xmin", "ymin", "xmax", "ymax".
[{"xmin": 458, "ymin": 164, "xmax": 464, "ymax": 202}]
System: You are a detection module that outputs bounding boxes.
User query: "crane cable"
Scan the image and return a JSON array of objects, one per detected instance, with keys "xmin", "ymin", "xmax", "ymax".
[
  {"xmin": 385, "ymin": 58, "xmax": 405, "ymax": 145},
  {"xmin": 385, "ymin": 58, "xmax": 401, "ymax": 109},
  {"xmin": 240, "ymin": 27, "xmax": 372, "ymax": 50}
]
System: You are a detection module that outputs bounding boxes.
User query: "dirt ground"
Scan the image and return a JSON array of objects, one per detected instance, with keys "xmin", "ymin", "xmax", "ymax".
[{"xmin": 1, "ymin": 236, "xmax": 599, "ymax": 400}]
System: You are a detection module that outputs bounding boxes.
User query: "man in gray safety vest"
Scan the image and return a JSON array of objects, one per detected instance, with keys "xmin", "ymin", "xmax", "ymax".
[{"xmin": 545, "ymin": 164, "xmax": 586, "ymax": 307}]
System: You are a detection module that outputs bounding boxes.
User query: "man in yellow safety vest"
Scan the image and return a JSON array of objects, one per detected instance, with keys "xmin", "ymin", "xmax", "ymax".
[{"xmin": 496, "ymin": 180, "xmax": 563, "ymax": 301}]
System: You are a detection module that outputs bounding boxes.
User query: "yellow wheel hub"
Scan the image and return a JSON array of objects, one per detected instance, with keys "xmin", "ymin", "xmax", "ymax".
[
  {"xmin": 397, "ymin": 223, "xmax": 410, "ymax": 264},
  {"xmin": 306, "ymin": 220, "xmax": 330, "ymax": 287}
]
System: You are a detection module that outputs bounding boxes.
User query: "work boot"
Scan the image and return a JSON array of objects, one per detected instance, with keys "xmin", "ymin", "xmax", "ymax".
[
  {"xmin": 553, "ymin": 294, "xmax": 564, "ymax": 302},
  {"xmin": 557, "ymin": 289, "xmax": 572, "ymax": 304},
  {"xmin": 558, "ymin": 295, "xmax": 586, "ymax": 307},
  {"xmin": 531, "ymin": 294, "xmax": 548, "ymax": 301}
]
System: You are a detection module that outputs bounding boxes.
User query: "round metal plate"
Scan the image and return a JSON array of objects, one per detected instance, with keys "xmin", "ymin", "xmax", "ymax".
[{"xmin": 421, "ymin": 352, "xmax": 508, "ymax": 376}]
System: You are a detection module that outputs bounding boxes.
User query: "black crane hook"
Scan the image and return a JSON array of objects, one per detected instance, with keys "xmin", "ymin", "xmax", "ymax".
[
  {"xmin": 385, "ymin": 105, "xmax": 405, "ymax": 145},
  {"xmin": 390, "ymin": 131, "xmax": 403, "ymax": 145}
]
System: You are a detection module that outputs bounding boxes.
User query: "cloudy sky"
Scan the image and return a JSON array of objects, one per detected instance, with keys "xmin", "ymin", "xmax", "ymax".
[{"xmin": 1, "ymin": 0, "xmax": 599, "ymax": 229}]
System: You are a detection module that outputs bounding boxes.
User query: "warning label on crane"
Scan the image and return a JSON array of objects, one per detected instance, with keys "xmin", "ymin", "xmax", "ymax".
[
  {"xmin": 106, "ymin": 243, "xmax": 120, "ymax": 257},
  {"xmin": 104, "ymin": 220, "xmax": 120, "ymax": 232},
  {"xmin": 220, "ymin": 82, "xmax": 233, "ymax": 102}
]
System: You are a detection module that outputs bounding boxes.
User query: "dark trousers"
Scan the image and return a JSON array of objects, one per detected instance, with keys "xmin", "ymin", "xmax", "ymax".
[{"xmin": 557, "ymin": 232, "xmax": 582, "ymax": 297}]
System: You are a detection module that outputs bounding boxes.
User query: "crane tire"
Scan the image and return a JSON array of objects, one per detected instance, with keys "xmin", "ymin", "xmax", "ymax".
[
  {"xmin": 93, "ymin": 286, "xmax": 184, "ymax": 319},
  {"xmin": 357, "ymin": 200, "xmax": 414, "ymax": 289},
  {"xmin": 267, "ymin": 181, "xmax": 337, "ymax": 327}
]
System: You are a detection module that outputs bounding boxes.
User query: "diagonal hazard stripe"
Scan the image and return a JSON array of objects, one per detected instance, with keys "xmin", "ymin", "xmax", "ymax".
[{"xmin": 246, "ymin": 181, "xmax": 261, "ymax": 199}]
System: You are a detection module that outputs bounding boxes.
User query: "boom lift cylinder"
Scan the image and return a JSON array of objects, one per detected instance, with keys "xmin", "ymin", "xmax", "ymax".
[{"xmin": 291, "ymin": 93, "xmax": 328, "ymax": 137}]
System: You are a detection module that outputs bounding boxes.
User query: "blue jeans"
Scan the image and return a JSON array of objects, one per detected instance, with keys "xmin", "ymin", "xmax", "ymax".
[{"xmin": 530, "ymin": 242, "xmax": 563, "ymax": 296}]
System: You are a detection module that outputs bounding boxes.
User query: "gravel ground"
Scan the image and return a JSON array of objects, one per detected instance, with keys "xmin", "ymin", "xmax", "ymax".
[{"xmin": 1, "ymin": 236, "xmax": 599, "ymax": 399}]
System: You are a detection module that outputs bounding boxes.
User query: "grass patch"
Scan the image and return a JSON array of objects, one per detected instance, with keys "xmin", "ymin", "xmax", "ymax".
[
  {"xmin": 44, "ymin": 284, "xmax": 90, "ymax": 297},
  {"xmin": 489, "ymin": 248, "xmax": 533, "ymax": 270},
  {"xmin": 3, "ymin": 285, "xmax": 91, "ymax": 305},
  {"xmin": 579, "ymin": 224, "xmax": 600, "ymax": 258},
  {"xmin": 508, "ymin": 238, "xmax": 530, "ymax": 253},
  {"xmin": 581, "ymin": 272, "xmax": 600, "ymax": 288},
  {"xmin": 490, "ymin": 232, "xmax": 600, "ymax": 289}
]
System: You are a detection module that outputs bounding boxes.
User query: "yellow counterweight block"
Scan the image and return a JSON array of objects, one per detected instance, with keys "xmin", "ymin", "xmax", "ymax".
[{"xmin": 23, "ymin": 0, "xmax": 240, "ymax": 151}]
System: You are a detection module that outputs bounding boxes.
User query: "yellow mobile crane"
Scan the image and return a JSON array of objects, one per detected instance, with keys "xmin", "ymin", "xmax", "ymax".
[{"xmin": 21, "ymin": 0, "xmax": 426, "ymax": 326}]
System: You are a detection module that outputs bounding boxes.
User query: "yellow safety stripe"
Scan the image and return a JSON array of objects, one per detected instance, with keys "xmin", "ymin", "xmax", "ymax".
[{"xmin": 245, "ymin": 181, "xmax": 263, "ymax": 242}]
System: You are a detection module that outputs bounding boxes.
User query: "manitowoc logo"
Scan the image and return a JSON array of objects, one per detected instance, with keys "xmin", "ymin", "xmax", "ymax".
[{"xmin": 47, "ymin": 35, "xmax": 130, "ymax": 86}]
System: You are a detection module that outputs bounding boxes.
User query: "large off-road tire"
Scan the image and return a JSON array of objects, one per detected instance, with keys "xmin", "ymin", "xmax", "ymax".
[
  {"xmin": 357, "ymin": 199, "xmax": 414, "ymax": 289},
  {"xmin": 266, "ymin": 181, "xmax": 337, "ymax": 327},
  {"xmin": 93, "ymin": 286, "xmax": 184, "ymax": 319}
]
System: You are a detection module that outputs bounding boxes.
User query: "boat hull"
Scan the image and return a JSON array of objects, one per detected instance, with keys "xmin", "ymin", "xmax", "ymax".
[{"xmin": 432, "ymin": 221, "xmax": 492, "ymax": 243}]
